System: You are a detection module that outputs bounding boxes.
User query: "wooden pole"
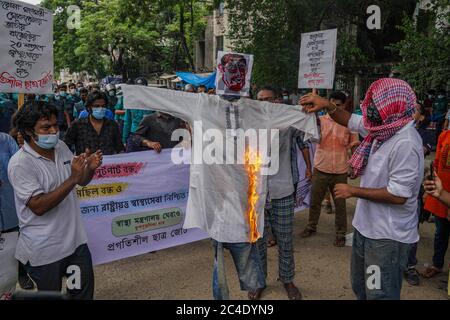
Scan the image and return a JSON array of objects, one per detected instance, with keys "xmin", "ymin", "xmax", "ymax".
[
  {"xmin": 18, "ymin": 93, "xmax": 25, "ymax": 109},
  {"xmin": 312, "ymin": 88, "xmax": 317, "ymax": 95}
]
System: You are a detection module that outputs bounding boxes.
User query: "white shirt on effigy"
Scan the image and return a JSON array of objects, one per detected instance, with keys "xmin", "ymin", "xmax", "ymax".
[
  {"xmin": 348, "ymin": 114, "xmax": 424, "ymax": 244},
  {"xmin": 122, "ymin": 85, "xmax": 319, "ymax": 243}
]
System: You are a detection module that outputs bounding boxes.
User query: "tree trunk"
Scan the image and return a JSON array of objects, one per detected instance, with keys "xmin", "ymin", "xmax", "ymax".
[{"xmin": 180, "ymin": 2, "xmax": 195, "ymax": 71}]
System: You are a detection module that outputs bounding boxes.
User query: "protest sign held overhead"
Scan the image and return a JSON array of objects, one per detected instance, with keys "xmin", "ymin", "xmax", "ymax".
[
  {"xmin": 298, "ymin": 28, "xmax": 337, "ymax": 89},
  {"xmin": 0, "ymin": 0, "xmax": 53, "ymax": 94}
]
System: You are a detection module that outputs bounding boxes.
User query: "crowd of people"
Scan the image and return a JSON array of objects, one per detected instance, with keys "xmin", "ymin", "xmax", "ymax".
[{"xmin": 0, "ymin": 76, "xmax": 449, "ymax": 300}]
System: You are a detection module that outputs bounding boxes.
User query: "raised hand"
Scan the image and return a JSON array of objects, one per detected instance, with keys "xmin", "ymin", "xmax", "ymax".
[
  {"xmin": 86, "ymin": 149, "xmax": 103, "ymax": 171},
  {"xmin": 299, "ymin": 93, "xmax": 332, "ymax": 113},
  {"xmin": 70, "ymin": 155, "xmax": 86, "ymax": 184}
]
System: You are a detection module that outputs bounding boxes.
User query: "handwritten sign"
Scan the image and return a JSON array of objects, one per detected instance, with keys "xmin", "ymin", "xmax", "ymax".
[
  {"xmin": 0, "ymin": 0, "xmax": 53, "ymax": 94},
  {"xmin": 298, "ymin": 29, "xmax": 337, "ymax": 89}
]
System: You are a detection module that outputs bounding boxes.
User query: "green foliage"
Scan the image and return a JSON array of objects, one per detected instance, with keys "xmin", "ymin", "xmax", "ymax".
[
  {"xmin": 41, "ymin": 0, "xmax": 211, "ymax": 80},
  {"xmin": 224, "ymin": 0, "xmax": 418, "ymax": 90},
  {"xmin": 389, "ymin": 0, "xmax": 450, "ymax": 96}
]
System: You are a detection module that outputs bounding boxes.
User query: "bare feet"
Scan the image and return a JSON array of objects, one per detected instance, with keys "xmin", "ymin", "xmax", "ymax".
[{"xmin": 284, "ymin": 282, "xmax": 302, "ymax": 300}]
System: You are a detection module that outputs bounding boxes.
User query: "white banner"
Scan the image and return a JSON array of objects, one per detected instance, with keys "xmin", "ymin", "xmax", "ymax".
[
  {"xmin": 0, "ymin": 0, "xmax": 53, "ymax": 94},
  {"xmin": 80, "ymin": 145, "xmax": 314, "ymax": 265},
  {"xmin": 78, "ymin": 149, "xmax": 208, "ymax": 265},
  {"xmin": 298, "ymin": 29, "xmax": 337, "ymax": 89}
]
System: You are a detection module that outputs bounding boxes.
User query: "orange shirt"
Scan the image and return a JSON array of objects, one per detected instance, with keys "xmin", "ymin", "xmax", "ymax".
[
  {"xmin": 425, "ymin": 130, "xmax": 450, "ymax": 218},
  {"xmin": 314, "ymin": 115, "xmax": 360, "ymax": 174}
]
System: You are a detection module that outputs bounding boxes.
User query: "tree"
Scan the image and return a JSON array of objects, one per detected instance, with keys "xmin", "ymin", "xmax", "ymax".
[
  {"xmin": 41, "ymin": 0, "xmax": 211, "ymax": 80},
  {"xmin": 389, "ymin": 0, "xmax": 450, "ymax": 96},
  {"xmin": 222, "ymin": 0, "xmax": 417, "ymax": 90}
]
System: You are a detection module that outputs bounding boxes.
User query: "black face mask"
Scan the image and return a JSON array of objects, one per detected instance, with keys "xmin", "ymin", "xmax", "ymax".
[{"xmin": 366, "ymin": 103, "xmax": 383, "ymax": 125}]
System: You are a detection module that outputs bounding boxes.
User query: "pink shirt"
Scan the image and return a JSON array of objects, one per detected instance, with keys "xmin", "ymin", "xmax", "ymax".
[{"xmin": 314, "ymin": 115, "xmax": 360, "ymax": 174}]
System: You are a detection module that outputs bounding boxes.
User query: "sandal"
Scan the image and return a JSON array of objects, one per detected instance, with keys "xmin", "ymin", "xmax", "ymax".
[
  {"xmin": 422, "ymin": 266, "xmax": 442, "ymax": 278},
  {"xmin": 300, "ymin": 228, "xmax": 316, "ymax": 238},
  {"xmin": 248, "ymin": 287, "xmax": 266, "ymax": 300},
  {"xmin": 334, "ymin": 237, "xmax": 346, "ymax": 247},
  {"xmin": 267, "ymin": 238, "xmax": 277, "ymax": 247}
]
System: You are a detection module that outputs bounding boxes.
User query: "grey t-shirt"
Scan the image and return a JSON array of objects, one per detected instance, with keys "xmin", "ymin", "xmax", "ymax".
[{"xmin": 8, "ymin": 141, "xmax": 87, "ymax": 266}]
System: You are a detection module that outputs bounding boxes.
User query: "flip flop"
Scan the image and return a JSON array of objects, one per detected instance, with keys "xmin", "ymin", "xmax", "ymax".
[
  {"xmin": 333, "ymin": 237, "xmax": 346, "ymax": 247},
  {"xmin": 422, "ymin": 266, "xmax": 442, "ymax": 278},
  {"xmin": 267, "ymin": 239, "xmax": 277, "ymax": 247}
]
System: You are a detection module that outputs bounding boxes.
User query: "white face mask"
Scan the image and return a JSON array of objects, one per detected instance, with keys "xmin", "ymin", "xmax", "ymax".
[{"xmin": 70, "ymin": 89, "xmax": 77, "ymax": 95}]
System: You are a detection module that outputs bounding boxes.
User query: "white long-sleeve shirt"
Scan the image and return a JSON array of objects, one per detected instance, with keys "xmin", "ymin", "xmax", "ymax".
[
  {"xmin": 348, "ymin": 114, "xmax": 423, "ymax": 244},
  {"xmin": 122, "ymin": 85, "xmax": 319, "ymax": 243}
]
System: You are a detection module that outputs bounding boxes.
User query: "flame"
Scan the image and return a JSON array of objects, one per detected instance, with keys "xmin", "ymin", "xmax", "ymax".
[{"xmin": 244, "ymin": 148, "xmax": 263, "ymax": 243}]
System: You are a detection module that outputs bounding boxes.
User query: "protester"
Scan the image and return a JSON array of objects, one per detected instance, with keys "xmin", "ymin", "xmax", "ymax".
[
  {"xmin": 432, "ymin": 89, "xmax": 448, "ymax": 143},
  {"xmin": 300, "ymin": 91, "xmax": 359, "ymax": 247},
  {"xmin": 64, "ymin": 91, "xmax": 124, "ymax": 155},
  {"xmin": 184, "ymin": 84, "xmax": 196, "ymax": 93},
  {"xmin": 127, "ymin": 112, "xmax": 185, "ymax": 153},
  {"xmin": 122, "ymin": 77, "xmax": 154, "ymax": 146},
  {"xmin": 197, "ymin": 85, "xmax": 207, "ymax": 93},
  {"xmin": 424, "ymin": 90, "xmax": 435, "ymax": 111},
  {"xmin": 0, "ymin": 131, "xmax": 36, "ymax": 292},
  {"xmin": 256, "ymin": 86, "xmax": 312, "ymax": 300},
  {"xmin": 105, "ymin": 84, "xmax": 119, "ymax": 113},
  {"xmin": 289, "ymin": 89, "xmax": 300, "ymax": 105},
  {"xmin": 0, "ymin": 94, "xmax": 17, "ymax": 134},
  {"xmin": 422, "ymin": 129, "xmax": 450, "ymax": 279},
  {"xmin": 301, "ymin": 78, "xmax": 424, "ymax": 299},
  {"xmin": 67, "ymin": 83, "xmax": 81, "ymax": 122},
  {"xmin": 51, "ymin": 84, "xmax": 71, "ymax": 139},
  {"xmin": 73, "ymin": 88, "xmax": 89, "ymax": 118},
  {"xmin": 444, "ymin": 107, "xmax": 450, "ymax": 131},
  {"xmin": 8, "ymin": 101, "xmax": 103, "ymax": 299}
]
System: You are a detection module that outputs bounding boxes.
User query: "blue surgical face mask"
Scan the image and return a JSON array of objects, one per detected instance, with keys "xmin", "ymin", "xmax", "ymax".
[
  {"xmin": 59, "ymin": 91, "xmax": 67, "ymax": 97},
  {"xmin": 92, "ymin": 107, "xmax": 106, "ymax": 120},
  {"xmin": 34, "ymin": 131, "xmax": 60, "ymax": 149},
  {"xmin": 108, "ymin": 90, "xmax": 116, "ymax": 97}
]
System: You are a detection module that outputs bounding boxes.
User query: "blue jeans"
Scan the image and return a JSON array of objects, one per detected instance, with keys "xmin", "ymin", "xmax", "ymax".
[
  {"xmin": 212, "ymin": 240, "xmax": 266, "ymax": 300},
  {"xmin": 351, "ymin": 230, "xmax": 410, "ymax": 300},
  {"xmin": 433, "ymin": 216, "xmax": 450, "ymax": 269}
]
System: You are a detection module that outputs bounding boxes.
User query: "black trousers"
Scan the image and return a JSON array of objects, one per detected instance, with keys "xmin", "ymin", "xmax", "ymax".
[{"xmin": 24, "ymin": 244, "xmax": 94, "ymax": 300}]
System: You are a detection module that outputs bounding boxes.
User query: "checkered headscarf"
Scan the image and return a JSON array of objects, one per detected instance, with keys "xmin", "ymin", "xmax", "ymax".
[{"xmin": 348, "ymin": 78, "xmax": 416, "ymax": 178}]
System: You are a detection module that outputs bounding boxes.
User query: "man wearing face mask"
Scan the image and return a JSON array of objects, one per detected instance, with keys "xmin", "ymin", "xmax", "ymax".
[
  {"xmin": 73, "ymin": 88, "xmax": 89, "ymax": 119},
  {"xmin": 77, "ymin": 90, "xmax": 115, "ymax": 121},
  {"xmin": 51, "ymin": 84, "xmax": 71, "ymax": 139},
  {"xmin": 301, "ymin": 78, "xmax": 424, "ymax": 300},
  {"xmin": 105, "ymin": 84, "xmax": 119, "ymax": 113},
  {"xmin": 64, "ymin": 91, "xmax": 124, "ymax": 155},
  {"xmin": 8, "ymin": 100, "xmax": 103, "ymax": 299}
]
